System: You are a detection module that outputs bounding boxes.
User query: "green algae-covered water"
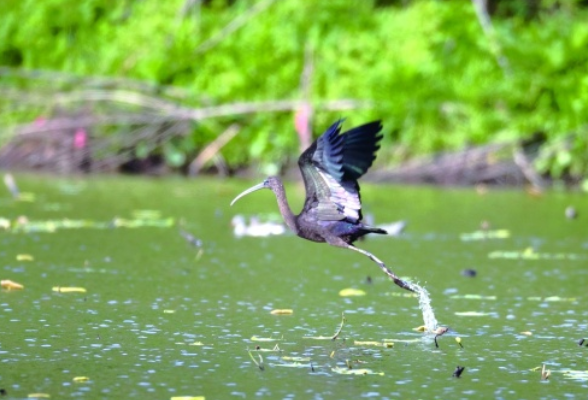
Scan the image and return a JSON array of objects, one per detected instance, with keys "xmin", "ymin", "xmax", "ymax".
[{"xmin": 0, "ymin": 174, "xmax": 586, "ymax": 399}]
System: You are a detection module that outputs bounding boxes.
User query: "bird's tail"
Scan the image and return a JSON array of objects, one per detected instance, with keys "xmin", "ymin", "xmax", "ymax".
[{"xmin": 362, "ymin": 226, "xmax": 387, "ymax": 235}]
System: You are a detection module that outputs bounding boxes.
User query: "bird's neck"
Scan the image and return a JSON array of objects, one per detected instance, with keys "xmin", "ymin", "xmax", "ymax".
[{"xmin": 271, "ymin": 182, "xmax": 299, "ymax": 235}]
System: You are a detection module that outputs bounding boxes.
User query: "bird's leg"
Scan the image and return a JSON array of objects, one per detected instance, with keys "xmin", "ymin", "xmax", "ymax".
[{"xmin": 347, "ymin": 245, "xmax": 415, "ymax": 293}]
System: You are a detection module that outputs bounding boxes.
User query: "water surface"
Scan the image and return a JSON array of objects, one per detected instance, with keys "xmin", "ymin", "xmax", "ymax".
[{"xmin": 0, "ymin": 175, "xmax": 586, "ymax": 399}]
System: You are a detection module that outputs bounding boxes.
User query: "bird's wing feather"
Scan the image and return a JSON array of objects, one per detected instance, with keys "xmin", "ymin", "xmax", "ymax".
[
  {"xmin": 340, "ymin": 121, "xmax": 383, "ymax": 180},
  {"xmin": 298, "ymin": 120, "xmax": 383, "ymax": 222}
]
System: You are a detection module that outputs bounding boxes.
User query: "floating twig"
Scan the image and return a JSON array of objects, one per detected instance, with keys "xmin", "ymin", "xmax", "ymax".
[
  {"xmin": 332, "ymin": 312, "xmax": 347, "ymax": 340},
  {"xmin": 247, "ymin": 350, "xmax": 264, "ymax": 371},
  {"xmin": 541, "ymin": 364, "xmax": 550, "ymax": 380},
  {"xmin": 179, "ymin": 228, "xmax": 203, "ymax": 248}
]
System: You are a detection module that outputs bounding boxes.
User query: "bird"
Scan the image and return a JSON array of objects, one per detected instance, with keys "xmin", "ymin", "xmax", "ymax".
[{"xmin": 230, "ymin": 119, "xmax": 414, "ymax": 292}]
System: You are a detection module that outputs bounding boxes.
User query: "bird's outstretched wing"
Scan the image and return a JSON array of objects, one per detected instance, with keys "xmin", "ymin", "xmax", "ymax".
[{"xmin": 298, "ymin": 120, "xmax": 383, "ymax": 222}]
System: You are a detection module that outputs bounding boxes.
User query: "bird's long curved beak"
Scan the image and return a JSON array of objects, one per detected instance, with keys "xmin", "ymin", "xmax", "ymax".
[{"xmin": 230, "ymin": 181, "xmax": 268, "ymax": 206}]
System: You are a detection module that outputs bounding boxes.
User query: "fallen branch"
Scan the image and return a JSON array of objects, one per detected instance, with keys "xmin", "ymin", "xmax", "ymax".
[
  {"xmin": 188, "ymin": 124, "xmax": 240, "ymax": 175},
  {"xmin": 3, "ymin": 98, "xmax": 372, "ymax": 137}
]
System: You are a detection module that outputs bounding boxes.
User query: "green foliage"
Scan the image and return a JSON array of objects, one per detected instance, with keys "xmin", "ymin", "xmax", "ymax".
[{"xmin": 0, "ymin": 0, "xmax": 587, "ymax": 184}]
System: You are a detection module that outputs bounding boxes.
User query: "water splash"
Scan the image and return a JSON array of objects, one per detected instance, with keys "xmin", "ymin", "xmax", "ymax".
[
  {"xmin": 374, "ymin": 257, "xmax": 437, "ymax": 331},
  {"xmin": 408, "ymin": 281, "xmax": 438, "ymax": 332}
]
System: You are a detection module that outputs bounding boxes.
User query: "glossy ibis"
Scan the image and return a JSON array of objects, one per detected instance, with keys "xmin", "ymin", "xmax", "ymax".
[{"xmin": 231, "ymin": 120, "xmax": 414, "ymax": 292}]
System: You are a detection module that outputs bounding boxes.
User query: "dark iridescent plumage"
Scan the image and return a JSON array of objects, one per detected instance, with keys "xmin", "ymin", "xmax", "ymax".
[{"xmin": 231, "ymin": 120, "xmax": 413, "ymax": 292}]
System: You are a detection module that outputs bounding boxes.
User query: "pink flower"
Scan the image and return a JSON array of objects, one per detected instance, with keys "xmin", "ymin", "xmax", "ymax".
[{"xmin": 73, "ymin": 128, "xmax": 87, "ymax": 149}]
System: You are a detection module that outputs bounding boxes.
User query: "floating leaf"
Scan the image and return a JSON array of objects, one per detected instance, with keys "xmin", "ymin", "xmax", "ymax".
[
  {"xmin": 16, "ymin": 254, "xmax": 34, "ymax": 261},
  {"xmin": 163, "ymin": 310, "xmax": 176, "ymax": 314},
  {"xmin": 339, "ymin": 288, "xmax": 366, "ymax": 297},
  {"xmin": 413, "ymin": 325, "xmax": 427, "ymax": 332},
  {"xmin": 520, "ymin": 331, "xmax": 533, "ymax": 336},
  {"xmin": 488, "ymin": 248, "xmax": 582, "ymax": 260},
  {"xmin": 2, "ymin": 279, "xmax": 24, "ymax": 290},
  {"xmin": 331, "ymin": 367, "xmax": 384, "ymax": 376},
  {"xmin": 270, "ymin": 309, "xmax": 293, "ymax": 315},
  {"xmin": 272, "ymin": 362, "xmax": 308, "ymax": 368},
  {"xmin": 281, "ymin": 356, "xmax": 311, "ymax": 362},
  {"xmin": 527, "ymin": 296, "xmax": 577, "ymax": 302},
  {"xmin": 450, "ymin": 294, "xmax": 497, "ymax": 300},
  {"xmin": 355, "ymin": 340, "xmax": 382, "ymax": 346},
  {"xmin": 250, "ymin": 336, "xmax": 281, "ymax": 342},
  {"xmin": 455, "ymin": 311, "xmax": 492, "ymax": 317},
  {"xmin": 52, "ymin": 287, "xmax": 87, "ymax": 293},
  {"xmin": 460, "ymin": 229, "xmax": 510, "ymax": 241},
  {"xmin": 455, "ymin": 337, "xmax": 463, "ymax": 348},
  {"xmin": 73, "ymin": 376, "xmax": 89, "ymax": 382},
  {"xmin": 171, "ymin": 397, "xmax": 205, "ymax": 400},
  {"xmin": 544, "ymin": 296, "xmax": 577, "ymax": 302},
  {"xmin": 111, "ymin": 217, "xmax": 175, "ymax": 228},
  {"xmin": 354, "ymin": 340, "xmax": 394, "ymax": 348},
  {"xmin": 563, "ymin": 370, "xmax": 588, "ymax": 381},
  {"xmin": 10, "ymin": 217, "xmax": 174, "ymax": 233},
  {"xmin": 382, "ymin": 338, "xmax": 421, "ymax": 344},
  {"xmin": 303, "ymin": 336, "xmax": 333, "ymax": 340},
  {"xmin": 28, "ymin": 393, "xmax": 50, "ymax": 398}
]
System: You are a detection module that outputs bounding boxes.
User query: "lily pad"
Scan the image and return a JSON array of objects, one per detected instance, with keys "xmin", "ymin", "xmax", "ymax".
[{"xmin": 339, "ymin": 288, "xmax": 366, "ymax": 297}]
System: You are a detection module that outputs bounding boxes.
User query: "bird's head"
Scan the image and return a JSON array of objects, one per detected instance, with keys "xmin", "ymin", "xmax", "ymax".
[{"xmin": 230, "ymin": 177, "xmax": 280, "ymax": 206}]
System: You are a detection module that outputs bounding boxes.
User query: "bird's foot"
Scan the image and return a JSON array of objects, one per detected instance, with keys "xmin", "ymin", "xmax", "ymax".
[{"xmin": 394, "ymin": 278, "xmax": 416, "ymax": 293}]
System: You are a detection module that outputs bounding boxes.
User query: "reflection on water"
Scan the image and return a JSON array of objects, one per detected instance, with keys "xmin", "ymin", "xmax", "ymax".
[{"xmin": 0, "ymin": 175, "xmax": 587, "ymax": 399}]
